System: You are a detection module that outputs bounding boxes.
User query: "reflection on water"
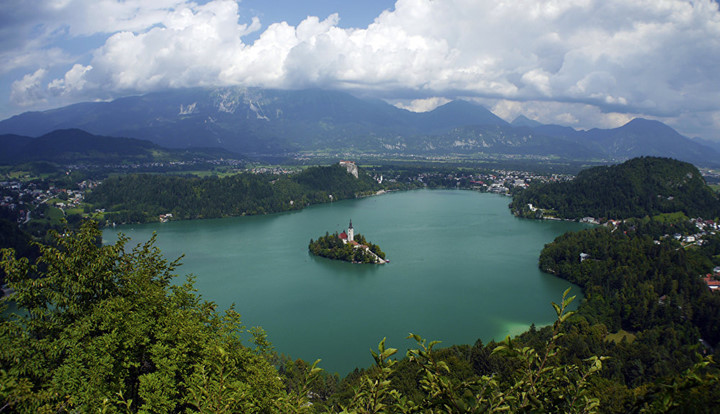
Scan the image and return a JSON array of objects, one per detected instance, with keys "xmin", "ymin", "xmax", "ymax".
[{"xmin": 307, "ymin": 252, "xmax": 383, "ymax": 277}]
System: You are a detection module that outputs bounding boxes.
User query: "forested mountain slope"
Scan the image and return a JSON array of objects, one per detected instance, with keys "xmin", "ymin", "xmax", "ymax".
[
  {"xmin": 511, "ymin": 157, "xmax": 720, "ymax": 220},
  {"xmin": 0, "ymin": 129, "xmax": 240, "ymax": 165},
  {"xmin": 86, "ymin": 164, "xmax": 380, "ymax": 223}
]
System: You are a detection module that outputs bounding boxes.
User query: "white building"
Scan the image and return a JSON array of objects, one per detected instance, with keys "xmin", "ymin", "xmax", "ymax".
[{"xmin": 339, "ymin": 219, "xmax": 354, "ymax": 243}]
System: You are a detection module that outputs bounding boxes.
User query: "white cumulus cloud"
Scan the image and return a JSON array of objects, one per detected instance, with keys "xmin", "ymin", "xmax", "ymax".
[
  {"xmin": 48, "ymin": 64, "xmax": 92, "ymax": 96},
  {"xmin": 10, "ymin": 69, "xmax": 48, "ymax": 107},
  {"xmin": 392, "ymin": 97, "xmax": 452, "ymax": 113}
]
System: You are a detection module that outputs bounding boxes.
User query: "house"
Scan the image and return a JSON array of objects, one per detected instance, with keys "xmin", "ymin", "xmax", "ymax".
[{"xmin": 703, "ymin": 274, "xmax": 720, "ymax": 291}]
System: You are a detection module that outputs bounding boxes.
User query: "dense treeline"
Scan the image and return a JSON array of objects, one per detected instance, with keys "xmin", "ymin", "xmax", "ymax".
[
  {"xmin": 308, "ymin": 232, "xmax": 386, "ymax": 263},
  {"xmin": 538, "ymin": 219, "xmax": 720, "ymax": 375},
  {"xmin": 86, "ymin": 165, "xmax": 380, "ymax": 223},
  {"xmin": 511, "ymin": 157, "xmax": 720, "ymax": 220},
  {"xmin": 539, "ymin": 222, "xmax": 719, "ymax": 338},
  {"xmin": 0, "ymin": 222, "xmax": 291, "ymax": 412}
]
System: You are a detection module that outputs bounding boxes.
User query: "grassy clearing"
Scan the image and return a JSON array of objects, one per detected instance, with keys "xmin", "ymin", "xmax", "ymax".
[
  {"xmin": 606, "ymin": 330, "xmax": 636, "ymax": 344},
  {"xmin": 45, "ymin": 206, "xmax": 65, "ymax": 222},
  {"xmin": 65, "ymin": 207, "xmax": 84, "ymax": 215},
  {"xmin": 166, "ymin": 170, "xmax": 241, "ymax": 178},
  {"xmin": 651, "ymin": 212, "xmax": 689, "ymax": 223},
  {"xmin": 6, "ymin": 171, "xmax": 34, "ymax": 180}
]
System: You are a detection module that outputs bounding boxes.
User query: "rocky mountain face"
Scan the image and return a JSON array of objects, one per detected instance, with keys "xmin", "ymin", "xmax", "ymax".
[{"xmin": 0, "ymin": 87, "xmax": 718, "ymax": 166}]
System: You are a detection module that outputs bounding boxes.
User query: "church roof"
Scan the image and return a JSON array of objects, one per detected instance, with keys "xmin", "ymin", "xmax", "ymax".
[{"xmin": 339, "ymin": 232, "xmax": 348, "ymax": 240}]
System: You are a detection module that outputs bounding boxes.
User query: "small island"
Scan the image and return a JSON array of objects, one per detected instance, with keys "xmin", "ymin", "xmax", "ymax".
[{"xmin": 309, "ymin": 220, "xmax": 388, "ymax": 264}]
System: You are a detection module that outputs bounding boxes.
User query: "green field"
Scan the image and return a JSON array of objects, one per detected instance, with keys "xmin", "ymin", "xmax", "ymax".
[
  {"xmin": 651, "ymin": 211, "xmax": 689, "ymax": 223},
  {"xmin": 605, "ymin": 329, "xmax": 636, "ymax": 344}
]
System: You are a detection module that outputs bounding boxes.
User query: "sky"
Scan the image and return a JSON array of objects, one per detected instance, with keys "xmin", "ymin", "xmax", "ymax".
[{"xmin": 2, "ymin": 0, "xmax": 720, "ymax": 141}]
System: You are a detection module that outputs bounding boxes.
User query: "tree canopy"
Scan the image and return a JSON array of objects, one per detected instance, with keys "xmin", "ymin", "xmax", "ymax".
[
  {"xmin": 0, "ymin": 221, "xmax": 288, "ymax": 412},
  {"xmin": 511, "ymin": 157, "xmax": 720, "ymax": 220},
  {"xmin": 86, "ymin": 165, "xmax": 381, "ymax": 224}
]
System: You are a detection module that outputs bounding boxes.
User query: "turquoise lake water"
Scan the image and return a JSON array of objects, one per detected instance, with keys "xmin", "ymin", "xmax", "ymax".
[{"xmin": 104, "ymin": 189, "xmax": 588, "ymax": 375}]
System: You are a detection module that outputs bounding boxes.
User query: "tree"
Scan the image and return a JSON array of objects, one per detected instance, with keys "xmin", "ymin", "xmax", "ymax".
[{"xmin": 0, "ymin": 221, "xmax": 286, "ymax": 412}]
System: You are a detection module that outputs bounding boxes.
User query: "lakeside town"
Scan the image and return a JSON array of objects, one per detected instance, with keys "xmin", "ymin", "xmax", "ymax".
[{"xmin": 0, "ymin": 165, "xmax": 573, "ymax": 225}]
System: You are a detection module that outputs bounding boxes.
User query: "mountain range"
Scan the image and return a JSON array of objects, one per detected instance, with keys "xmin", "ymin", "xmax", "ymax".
[
  {"xmin": 0, "ymin": 128, "xmax": 239, "ymax": 165},
  {"xmin": 0, "ymin": 87, "xmax": 718, "ymax": 166}
]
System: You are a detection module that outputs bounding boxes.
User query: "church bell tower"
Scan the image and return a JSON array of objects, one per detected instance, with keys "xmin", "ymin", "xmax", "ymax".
[{"xmin": 348, "ymin": 219, "xmax": 354, "ymax": 242}]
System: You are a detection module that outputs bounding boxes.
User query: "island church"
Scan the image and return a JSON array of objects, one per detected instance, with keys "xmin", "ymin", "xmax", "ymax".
[
  {"xmin": 331, "ymin": 219, "xmax": 388, "ymax": 264},
  {"xmin": 338, "ymin": 220, "xmax": 354, "ymax": 244}
]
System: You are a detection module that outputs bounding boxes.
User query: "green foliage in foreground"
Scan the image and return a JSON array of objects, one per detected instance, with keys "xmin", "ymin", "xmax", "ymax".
[{"xmin": 0, "ymin": 222, "xmax": 298, "ymax": 412}]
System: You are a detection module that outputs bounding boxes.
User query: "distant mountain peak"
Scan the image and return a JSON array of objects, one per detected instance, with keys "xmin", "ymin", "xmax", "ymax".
[
  {"xmin": 620, "ymin": 118, "xmax": 682, "ymax": 135},
  {"xmin": 40, "ymin": 128, "xmax": 97, "ymax": 139},
  {"xmin": 511, "ymin": 115, "xmax": 542, "ymax": 128},
  {"xmin": 423, "ymin": 99, "xmax": 508, "ymax": 128}
]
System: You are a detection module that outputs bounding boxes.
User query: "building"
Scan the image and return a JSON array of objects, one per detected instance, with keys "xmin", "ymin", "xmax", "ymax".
[
  {"xmin": 339, "ymin": 219, "xmax": 354, "ymax": 243},
  {"xmin": 703, "ymin": 274, "xmax": 720, "ymax": 291}
]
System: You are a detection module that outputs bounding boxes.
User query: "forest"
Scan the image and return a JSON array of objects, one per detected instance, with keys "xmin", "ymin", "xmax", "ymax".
[
  {"xmin": 308, "ymin": 232, "xmax": 386, "ymax": 264},
  {"xmin": 510, "ymin": 157, "xmax": 720, "ymax": 220},
  {"xmin": 85, "ymin": 164, "xmax": 381, "ymax": 224}
]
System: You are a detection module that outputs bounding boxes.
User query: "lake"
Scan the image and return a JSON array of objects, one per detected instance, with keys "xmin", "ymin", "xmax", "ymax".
[{"xmin": 104, "ymin": 189, "xmax": 588, "ymax": 375}]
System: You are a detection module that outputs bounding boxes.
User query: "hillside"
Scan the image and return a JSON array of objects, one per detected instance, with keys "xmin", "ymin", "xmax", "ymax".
[
  {"xmin": 85, "ymin": 163, "xmax": 380, "ymax": 223},
  {"xmin": 1, "ymin": 87, "xmax": 719, "ymax": 165},
  {"xmin": 510, "ymin": 157, "xmax": 720, "ymax": 220},
  {"xmin": 0, "ymin": 129, "xmax": 241, "ymax": 165}
]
